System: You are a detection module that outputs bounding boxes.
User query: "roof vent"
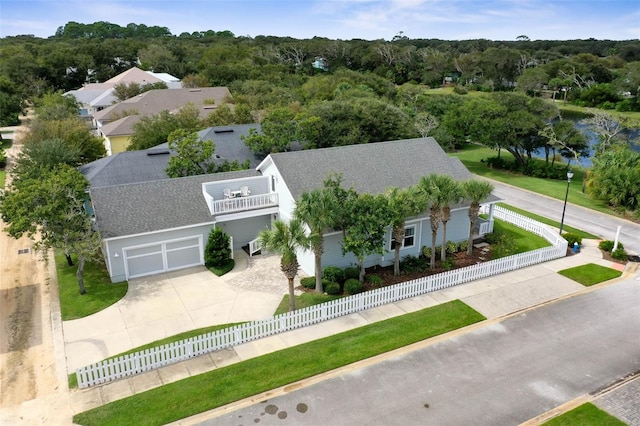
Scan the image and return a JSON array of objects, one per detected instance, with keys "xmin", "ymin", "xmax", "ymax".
[
  {"xmin": 213, "ymin": 129, "xmax": 234, "ymax": 133},
  {"xmin": 147, "ymin": 149, "xmax": 171, "ymax": 156}
]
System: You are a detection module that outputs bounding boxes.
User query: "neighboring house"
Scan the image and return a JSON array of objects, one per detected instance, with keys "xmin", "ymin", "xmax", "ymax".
[
  {"xmin": 93, "ymin": 87, "xmax": 232, "ymax": 154},
  {"xmin": 65, "ymin": 66, "xmax": 182, "ymax": 125},
  {"xmin": 80, "ymin": 124, "xmax": 262, "ymax": 187},
  {"xmin": 89, "ymin": 137, "xmax": 498, "ymax": 283}
]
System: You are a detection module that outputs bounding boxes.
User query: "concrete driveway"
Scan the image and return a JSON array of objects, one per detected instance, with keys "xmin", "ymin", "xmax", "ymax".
[{"xmin": 63, "ymin": 252, "xmax": 289, "ymax": 373}]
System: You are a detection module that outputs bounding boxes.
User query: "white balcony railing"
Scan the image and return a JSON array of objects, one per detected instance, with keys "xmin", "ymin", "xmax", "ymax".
[{"xmin": 210, "ymin": 193, "xmax": 278, "ymax": 215}]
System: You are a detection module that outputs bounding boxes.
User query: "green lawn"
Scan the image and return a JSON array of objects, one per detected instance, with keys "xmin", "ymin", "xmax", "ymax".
[
  {"xmin": 274, "ymin": 292, "xmax": 344, "ymax": 315},
  {"xmin": 449, "ymin": 145, "xmax": 613, "ymax": 215},
  {"xmin": 543, "ymin": 402, "xmax": 626, "ymax": 426},
  {"xmin": 558, "ymin": 263, "xmax": 622, "ymax": 287},
  {"xmin": 73, "ymin": 300, "xmax": 485, "ymax": 426},
  {"xmin": 68, "ymin": 322, "xmax": 245, "ymax": 389},
  {"xmin": 491, "ymin": 217, "xmax": 551, "ymax": 253},
  {"xmin": 56, "ymin": 251, "xmax": 128, "ymax": 320},
  {"xmin": 498, "ymin": 203, "xmax": 598, "ymax": 239}
]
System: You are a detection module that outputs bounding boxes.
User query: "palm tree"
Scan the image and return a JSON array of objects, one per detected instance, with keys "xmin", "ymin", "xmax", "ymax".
[
  {"xmin": 418, "ymin": 174, "xmax": 443, "ymax": 269},
  {"xmin": 294, "ymin": 188, "xmax": 338, "ymax": 293},
  {"xmin": 386, "ymin": 186, "xmax": 427, "ymax": 275},
  {"xmin": 438, "ymin": 176, "xmax": 463, "ymax": 261},
  {"xmin": 461, "ymin": 179, "xmax": 494, "ymax": 255},
  {"xmin": 258, "ymin": 218, "xmax": 311, "ymax": 312}
]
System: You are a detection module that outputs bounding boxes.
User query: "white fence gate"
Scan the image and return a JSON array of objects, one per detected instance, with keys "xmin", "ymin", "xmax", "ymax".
[{"xmin": 76, "ymin": 207, "xmax": 567, "ymax": 388}]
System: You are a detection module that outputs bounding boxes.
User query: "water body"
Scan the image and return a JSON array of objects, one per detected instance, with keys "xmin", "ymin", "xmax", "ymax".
[{"xmin": 533, "ymin": 110, "xmax": 640, "ymax": 168}]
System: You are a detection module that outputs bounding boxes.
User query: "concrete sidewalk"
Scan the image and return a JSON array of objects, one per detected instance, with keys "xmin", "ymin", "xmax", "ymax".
[{"xmin": 68, "ymin": 239, "xmax": 637, "ymax": 418}]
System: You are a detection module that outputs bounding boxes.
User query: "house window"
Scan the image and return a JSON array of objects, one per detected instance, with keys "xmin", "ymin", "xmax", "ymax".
[{"xmin": 391, "ymin": 225, "xmax": 416, "ymax": 250}]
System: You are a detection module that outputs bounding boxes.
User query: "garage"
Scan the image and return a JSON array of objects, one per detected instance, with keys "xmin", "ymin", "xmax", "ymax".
[{"xmin": 123, "ymin": 236, "xmax": 203, "ymax": 279}]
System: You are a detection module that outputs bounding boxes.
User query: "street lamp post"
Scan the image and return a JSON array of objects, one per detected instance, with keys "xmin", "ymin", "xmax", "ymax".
[{"xmin": 559, "ymin": 169, "xmax": 574, "ymax": 235}]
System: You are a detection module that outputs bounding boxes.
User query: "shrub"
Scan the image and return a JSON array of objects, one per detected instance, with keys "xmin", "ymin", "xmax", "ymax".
[
  {"xmin": 453, "ymin": 85, "xmax": 468, "ymax": 95},
  {"xmin": 562, "ymin": 233, "xmax": 583, "ymax": 248},
  {"xmin": 400, "ymin": 255, "xmax": 428, "ymax": 273},
  {"xmin": 300, "ymin": 276, "xmax": 316, "ymax": 289},
  {"xmin": 446, "ymin": 241, "xmax": 458, "ymax": 254},
  {"xmin": 205, "ymin": 227, "xmax": 232, "ymax": 268},
  {"xmin": 457, "ymin": 240, "xmax": 469, "ymax": 253},
  {"xmin": 322, "ymin": 266, "xmax": 345, "ymax": 284},
  {"xmin": 365, "ymin": 274, "xmax": 384, "ymax": 288},
  {"xmin": 485, "ymin": 156, "xmax": 509, "ymax": 170},
  {"xmin": 210, "ymin": 259, "xmax": 234, "ymax": 276},
  {"xmin": 344, "ymin": 278, "xmax": 363, "ymax": 295},
  {"xmin": 422, "ymin": 246, "xmax": 432, "ymax": 259},
  {"xmin": 598, "ymin": 240, "xmax": 623, "ymax": 252},
  {"xmin": 442, "ymin": 257, "xmax": 456, "ymax": 270},
  {"xmin": 343, "ymin": 267, "xmax": 360, "ymax": 281},
  {"xmin": 486, "ymin": 230, "xmax": 517, "ymax": 259},
  {"xmin": 324, "ymin": 281, "xmax": 341, "ymax": 295},
  {"xmin": 612, "ymin": 248, "xmax": 628, "ymax": 261}
]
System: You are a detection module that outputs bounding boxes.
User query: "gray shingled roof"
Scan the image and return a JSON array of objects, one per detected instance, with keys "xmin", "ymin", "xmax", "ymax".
[
  {"xmin": 94, "ymin": 87, "xmax": 232, "ymax": 122},
  {"xmin": 268, "ymin": 137, "xmax": 474, "ymax": 200},
  {"xmin": 90, "ymin": 170, "xmax": 259, "ymax": 238},
  {"xmin": 81, "ymin": 124, "xmax": 262, "ymax": 188}
]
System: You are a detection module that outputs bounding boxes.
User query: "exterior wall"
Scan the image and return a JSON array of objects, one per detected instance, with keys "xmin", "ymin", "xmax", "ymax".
[
  {"xmin": 105, "ymin": 223, "xmax": 214, "ymax": 282},
  {"xmin": 109, "ymin": 135, "xmax": 131, "ymax": 155},
  {"xmin": 303, "ymin": 209, "xmax": 471, "ymax": 277},
  {"xmin": 258, "ymin": 160, "xmax": 296, "ymax": 221},
  {"xmin": 217, "ymin": 215, "xmax": 271, "ymax": 250}
]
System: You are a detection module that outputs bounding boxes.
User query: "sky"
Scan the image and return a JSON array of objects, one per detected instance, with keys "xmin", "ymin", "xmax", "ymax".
[{"xmin": 0, "ymin": 0, "xmax": 638, "ymax": 41}]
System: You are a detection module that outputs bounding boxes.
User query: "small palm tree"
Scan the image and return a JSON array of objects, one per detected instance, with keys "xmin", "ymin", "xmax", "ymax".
[
  {"xmin": 386, "ymin": 186, "xmax": 427, "ymax": 275},
  {"xmin": 461, "ymin": 179, "xmax": 494, "ymax": 255},
  {"xmin": 295, "ymin": 188, "xmax": 338, "ymax": 293},
  {"xmin": 438, "ymin": 176, "xmax": 463, "ymax": 261},
  {"xmin": 418, "ymin": 174, "xmax": 443, "ymax": 269},
  {"xmin": 258, "ymin": 218, "xmax": 311, "ymax": 312}
]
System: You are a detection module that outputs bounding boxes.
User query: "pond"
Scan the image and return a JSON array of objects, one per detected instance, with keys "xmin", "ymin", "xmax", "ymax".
[{"xmin": 533, "ymin": 109, "xmax": 640, "ymax": 168}]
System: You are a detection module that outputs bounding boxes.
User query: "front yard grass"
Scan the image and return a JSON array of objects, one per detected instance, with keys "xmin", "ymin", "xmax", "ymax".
[
  {"xmin": 68, "ymin": 322, "xmax": 245, "ymax": 389},
  {"xmin": 56, "ymin": 251, "xmax": 128, "ymax": 321},
  {"xmin": 543, "ymin": 402, "xmax": 626, "ymax": 425},
  {"xmin": 73, "ymin": 300, "xmax": 485, "ymax": 426},
  {"xmin": 491, "ymin": 217, "xmax": 551, "ymax": 254},
  {"xmin": 449, "ymin": 145, "xmax": 612, "ymax": 215},
  {"xmin": 274, "ymin": 292, "xmax": 343, "ymax": 315},
  {"xmin": 558, "ymin": 263, "xmax": 622, "ymax": 286},
  {"xmin": 497, "ymin": 203, "xmax": 598, "ymax": 239}
]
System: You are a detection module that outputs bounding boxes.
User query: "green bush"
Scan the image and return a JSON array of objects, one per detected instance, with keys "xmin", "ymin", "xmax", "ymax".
[
  {"xmin": 300, "ymin": 276, "xmax": 316, "ymax": 289},
  {"xmin": 400, "ymin": 255, "xmax": 428, "ymax": 273},
  {"xmin": 598, "ymin": 240, "xmax": 623, "ymax": 252},
  {"xmin": 365, "ymin": 274, "xmax": 384, "ymax": 288},
  {"xmin": 344, "ymin": 278, "xmax": 363, "ymax": 295},
  {"xmin": 205, "ymin": 227, "xmax": 232, "ymax": 268},
  {"xmin": 322, "ymin": 266, "xmax": 345, "ymax": 284},
  {"xmin": 210, "ymin": 259, "xmax": 234, "ymax": 276},
  {"xmin": 324, "ymin": 281, "xmax": 341, "ymax": 295},
  {"xmin": 442, "ymin": 257, "xmax": 456, "ymax": 270},
  {"xmin": 562, "ymin": 232, "xmax": 583, "ymax": 248},
  {"xmin": 486, "ymin": 230, "xmax": 517, "ymax": 259},
  {"xmin": 421, "ymin": 246, "xmax": 432, "ymax": 259},
  {"xmin": 611, "ymin": 248, "xmax": 628, "ymax": 261},
  {"xmin": 457, "ymin": 240, "xmax": 469, "ymax": 253},
  {"xmin": 453, "ymin": 85, "xmax": 468, "ymax": 95},
  {"xmin": 446, "ymin": 241, "xmax": 458, "ymax": 254},
  {"xmin": 343, "ymin": 266, "xmax": 360, "ymax": 281}
]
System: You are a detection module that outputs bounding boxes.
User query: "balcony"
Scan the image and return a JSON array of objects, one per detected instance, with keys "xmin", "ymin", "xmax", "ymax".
[{"xmin": 210, "ymin": 192, "xmax": 278, "ymax": 215}]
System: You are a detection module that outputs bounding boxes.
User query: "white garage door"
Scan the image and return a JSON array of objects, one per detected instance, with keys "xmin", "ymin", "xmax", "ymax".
[{"xmin": 124, "ymin": 236, "xmax": 202, "ymax": 279}]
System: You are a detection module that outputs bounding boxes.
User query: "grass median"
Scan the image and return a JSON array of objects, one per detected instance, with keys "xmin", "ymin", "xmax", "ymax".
[{"xmin": 73, "ymin": 299, "xmax": 485, "ymax": 426}]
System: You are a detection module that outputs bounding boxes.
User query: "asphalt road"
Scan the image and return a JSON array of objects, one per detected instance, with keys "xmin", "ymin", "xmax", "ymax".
[
  {"xmin": 488, "ymin": 179, "xmax": 640, "ymax": 255},
  {"xmin": 199, "ymin": 278, "xmax": 640, "ymax": 425}
]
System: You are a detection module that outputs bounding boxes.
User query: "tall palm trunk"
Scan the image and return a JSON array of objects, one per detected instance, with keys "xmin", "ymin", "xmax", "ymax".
[
  {"xmin": 313, "ymin": 239, "xmax": 324, "ymax": 293},
  {"xmin": 392, "ymin": 225, "xmax": 405, "ymax": 276},
  {"xmin": 287, "ymin": 277, "xmax": 296, "ymax": 312},
  {"xmin": 429, "ymin": 206, "xmax": 440, "ymax": 268},
  {"xmin": 441, "ymin": 206, "xmax": 451, "ymax": 260},
  {"xmin": 467, "ymin": 203, "xmax": 480, "ymax": 255}
]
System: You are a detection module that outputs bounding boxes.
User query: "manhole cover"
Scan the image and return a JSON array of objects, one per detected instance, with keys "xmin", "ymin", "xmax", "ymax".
[{"xmin": 17, "ymin": 248, "xmax": 30, "ymax": 255}]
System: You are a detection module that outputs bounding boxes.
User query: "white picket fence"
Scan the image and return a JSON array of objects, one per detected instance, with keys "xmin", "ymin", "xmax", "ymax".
[{"xmin": 76, "ymin": 206, "xmax": 567, "ymax": 389}]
